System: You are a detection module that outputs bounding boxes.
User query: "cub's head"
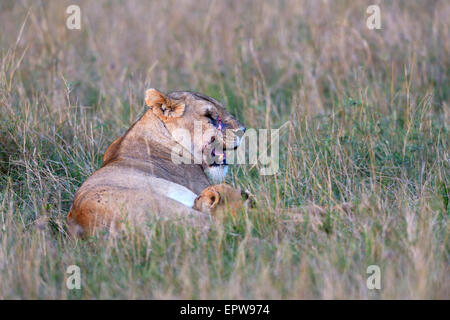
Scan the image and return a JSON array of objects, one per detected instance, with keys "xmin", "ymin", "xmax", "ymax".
[
  {"xmin": 145, "ymin": 89, "xmax": 245, "ymax": 183},
  {"xmin": 193, "ymin": 184, "xmax": 252, "ymax": 217}
]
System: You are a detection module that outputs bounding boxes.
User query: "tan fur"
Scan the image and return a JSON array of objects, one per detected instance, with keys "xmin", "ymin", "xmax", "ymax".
[{"xmin": 67, "ymin": 89, "xmax": 245, "ymax": 237}]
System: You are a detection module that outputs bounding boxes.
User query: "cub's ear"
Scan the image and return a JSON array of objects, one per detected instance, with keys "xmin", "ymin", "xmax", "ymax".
[
  {"xmin": 145, "ymin": 88, "xmax": 185, "ymax": 119},
  {"xmin": 206, "ymin": 189, "xmax": 221, "ymax": 209},
  {"xmin": 241, "ymin": 189, "xmax": 256, "ymax": 208},
  {"xmin": 194, "ymin": 189, "xmax": 221, "ymax": 213}
]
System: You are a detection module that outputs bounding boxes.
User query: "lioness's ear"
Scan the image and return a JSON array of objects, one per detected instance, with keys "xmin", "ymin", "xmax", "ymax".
[
  {"xmin": 145, "ymin": 88, "xmax": 186, "ymax": 119},
  {"xmin": 145, "ymin": 88, "xmax": 166, "ymax": 108}
]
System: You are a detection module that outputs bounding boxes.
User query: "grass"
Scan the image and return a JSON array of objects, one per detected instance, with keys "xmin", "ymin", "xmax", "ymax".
[{"xmin": 0, "ymin": 0, "xmax": 448, "ymax": 299}]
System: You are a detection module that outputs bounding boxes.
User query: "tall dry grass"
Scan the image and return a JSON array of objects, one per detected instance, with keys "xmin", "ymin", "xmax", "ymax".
[{"xmin": 0, "ymin": 0, "xmax": 448, "ymax": 299}]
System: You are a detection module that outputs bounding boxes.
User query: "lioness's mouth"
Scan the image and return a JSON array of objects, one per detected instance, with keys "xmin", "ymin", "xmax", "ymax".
[
  {"xmin": 210, "ymin": 147, "xmax": 227, "ymax": 166},
  {"xmin": 205, "ymin": 128, "xmax": 245, "ymax": 167}
]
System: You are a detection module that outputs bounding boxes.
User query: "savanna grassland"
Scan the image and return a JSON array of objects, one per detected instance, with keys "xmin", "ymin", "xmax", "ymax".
[{"xmin": 0, "ymin": 0, "xmax": 448, "ymax": 299}]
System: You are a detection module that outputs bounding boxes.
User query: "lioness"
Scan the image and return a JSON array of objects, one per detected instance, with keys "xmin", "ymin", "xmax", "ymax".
[{"xmin": 67, "ymin": 89, "xmax": 245, "ymax": 236}]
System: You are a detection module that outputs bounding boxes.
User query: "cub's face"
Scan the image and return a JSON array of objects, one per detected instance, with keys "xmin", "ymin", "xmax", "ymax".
[
  {"xmin": 193, "ymin": 184, "xmax": 251, "ymax": 217},
  {"xmin": 145, "ymin": 89, "xmax": 246, "ymax": 183}
]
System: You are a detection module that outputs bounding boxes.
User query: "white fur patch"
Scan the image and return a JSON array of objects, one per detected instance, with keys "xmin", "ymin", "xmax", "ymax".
[
  {"xmin": 204, "ymin": 165, "xmax": 228, "ymax": 184},
  {"xmin": 166, "ymin": 185, "xmax": 198, "ymax": 208},
  {"xmin": 144, "ymin": 177, "xmax": 198, "ymax": 208}
]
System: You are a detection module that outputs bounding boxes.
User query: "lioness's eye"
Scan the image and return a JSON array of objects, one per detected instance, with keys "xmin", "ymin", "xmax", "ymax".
[{"xmin": 205, "ymin": 113, "xmax": 216, "ymax": 123}]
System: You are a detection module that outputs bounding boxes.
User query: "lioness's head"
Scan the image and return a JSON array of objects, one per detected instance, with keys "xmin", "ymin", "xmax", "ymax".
[{"xmin": 145, "ymin": 89, "xmax": 245, "ymax": 183}]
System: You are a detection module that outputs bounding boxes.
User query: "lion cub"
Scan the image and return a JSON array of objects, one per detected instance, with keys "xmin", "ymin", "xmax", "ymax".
[{"xmin": 193, "ymin": 184, "xmax": 251, "ymax": 217}]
